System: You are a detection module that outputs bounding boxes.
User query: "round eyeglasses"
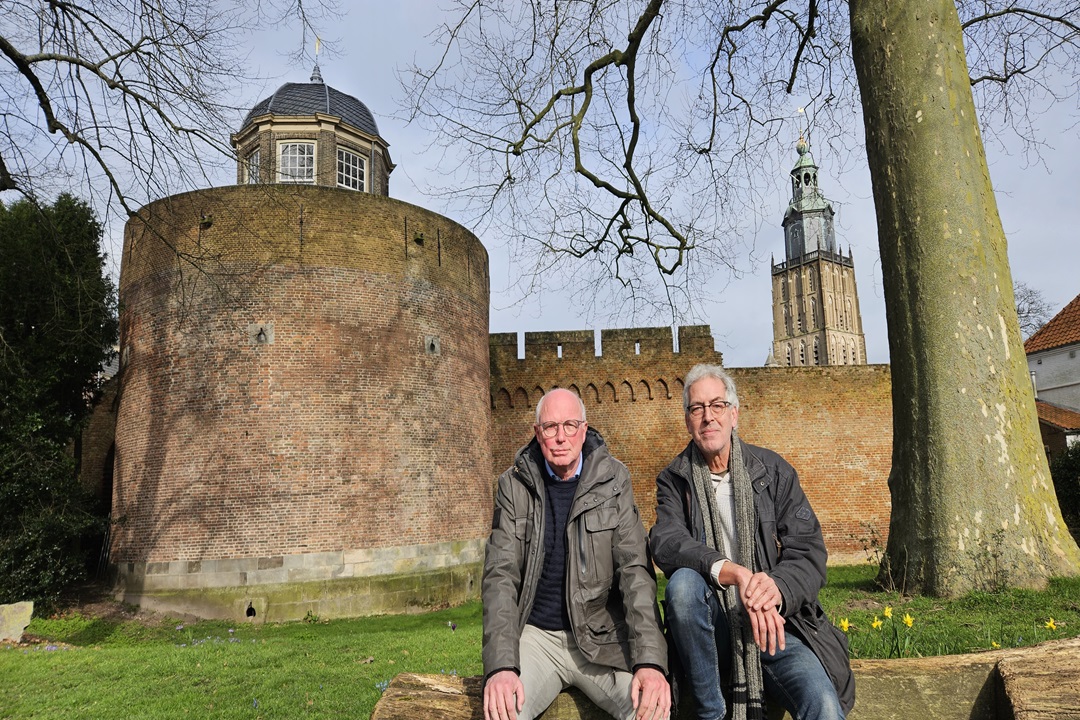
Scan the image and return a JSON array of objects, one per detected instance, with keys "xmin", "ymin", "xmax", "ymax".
[{"xmin": 538, "ymin": 420, "xmax": 585, "ymax": 438}]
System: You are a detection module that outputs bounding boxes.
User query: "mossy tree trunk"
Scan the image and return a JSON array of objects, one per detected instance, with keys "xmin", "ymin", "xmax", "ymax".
[{"xmin": 849, "ymin": 0, "xmax": 1080, "ymax": 596}]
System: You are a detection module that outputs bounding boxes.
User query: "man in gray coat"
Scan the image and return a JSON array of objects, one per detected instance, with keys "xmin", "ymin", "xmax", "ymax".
[
  {"xmin": 650, "ymin": 365, "xmax": 854, "ymax": 720},
  {"xmin": 483, "ymin": 388, "xmax": 670, "ymax": 720}
]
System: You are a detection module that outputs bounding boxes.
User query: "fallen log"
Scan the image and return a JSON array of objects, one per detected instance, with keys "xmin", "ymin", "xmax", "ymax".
[{"xmin": 371, "ymin": 638, "xmax": 1080, "ymax": 720}]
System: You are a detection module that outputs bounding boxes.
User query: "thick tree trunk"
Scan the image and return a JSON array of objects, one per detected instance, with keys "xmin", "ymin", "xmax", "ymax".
[{"xmin": 849, "ymin": 0, "xmax": 1080, "ymax": 596}]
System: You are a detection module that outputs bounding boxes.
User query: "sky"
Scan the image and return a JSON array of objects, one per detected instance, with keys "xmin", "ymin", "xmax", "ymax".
[{"xmin": 200, "ymin": 3, "xmax": 1078, "ymax": 369}]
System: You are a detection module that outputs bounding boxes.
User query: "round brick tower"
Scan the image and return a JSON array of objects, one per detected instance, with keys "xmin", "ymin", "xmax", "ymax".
[{"xmin": 110, "ymin": 70, "xmax": 493, "ymax": 621}]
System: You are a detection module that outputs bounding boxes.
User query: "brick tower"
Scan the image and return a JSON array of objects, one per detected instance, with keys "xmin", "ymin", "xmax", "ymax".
[
  {"xmin": 110, "ymin": 67, "xmax": 493, "ymax": 621},
  {"xmin": 770, "ymin": 139, "xmax": 867, "ymax": 367}
]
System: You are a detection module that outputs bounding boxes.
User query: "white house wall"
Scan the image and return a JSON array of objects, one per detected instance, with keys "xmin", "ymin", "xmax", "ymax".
[{"xmin": 1029, "ymin": 342, "xmax": 1080, "ymax": 412}]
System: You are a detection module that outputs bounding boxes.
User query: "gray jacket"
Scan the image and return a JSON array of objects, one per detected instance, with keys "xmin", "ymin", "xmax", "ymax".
[
  {"xmin": 482, "ymin": 428, "xmax": 668, "ymax": 677},
  {"xmin": 649, "ymin": 440, "xmax": 855, "ymax": 714}
]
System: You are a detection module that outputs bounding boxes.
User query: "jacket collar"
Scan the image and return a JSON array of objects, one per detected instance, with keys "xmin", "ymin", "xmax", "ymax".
[
  {"xmin": 514, "ymin": 427, "xmax": 612, "ymax": 491},
  {"xmin": 671, "ymin": 438, "xmax": 770, "ymax": 492}
]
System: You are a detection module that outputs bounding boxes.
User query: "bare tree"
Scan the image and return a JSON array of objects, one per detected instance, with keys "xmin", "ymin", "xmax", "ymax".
[
  {"xmin": 0, "ymin": 0, "xmax": 339, "ymax": 223},
  {"xmin": 1015, "ymin": 280, "xmax": 1056, "ymax": 338},
  {"xmin": 405, "ymin": 0, "xmax": 1080, "ymax": 594},
  {"xmin": 853, "ymin": 0, "xmax": 1080, "ymax": 596}
]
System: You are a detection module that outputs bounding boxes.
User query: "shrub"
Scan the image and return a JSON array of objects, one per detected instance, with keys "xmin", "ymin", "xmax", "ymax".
[{"xmin": 1050, "ymin": 443, "xmax": 1080, "ymax": 536}]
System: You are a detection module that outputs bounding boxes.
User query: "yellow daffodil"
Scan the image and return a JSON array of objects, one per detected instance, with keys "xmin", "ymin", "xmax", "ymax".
[
  {"xmin": 883, "ymin": 606, "xmax": 893, "ymax": 619},
  {"xmin": 839, "ymin": 618, "xmax": 850, "ymax": 633},
  {"xmin": 991, "ymin": 641, "xmax": 1000, "ymax": 649},
  {"xmin": 903, "ymin": 612, "xmax": 914, "ymax": 628},
  {"xmin": 871, "ymin": 616, "xmax": 883, "ymax": 630},
  {"xmin": 1045, "ymin": 618, "xmax": 1057, "ymax": 631}
]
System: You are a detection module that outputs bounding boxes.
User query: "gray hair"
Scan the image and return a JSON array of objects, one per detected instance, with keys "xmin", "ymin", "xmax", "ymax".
[
  {"xmin": 683, "ymin": 364, "xmax": 740, "ymax": 410},
  {"xmin": 535, "ymin": 388, "xmax": 587, "ymax": 424}
]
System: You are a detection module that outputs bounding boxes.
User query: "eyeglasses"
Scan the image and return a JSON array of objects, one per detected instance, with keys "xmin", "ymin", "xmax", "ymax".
[
  {"xmin": 686, "ymin": 400, "xmax": 732, "ymax": 418},
  {"xmin": 538, "ymin": 420, "xmax": 585, "ymax": 438}
]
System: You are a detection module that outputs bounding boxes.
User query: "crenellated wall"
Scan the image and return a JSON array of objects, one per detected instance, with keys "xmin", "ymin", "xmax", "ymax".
[{"xmin": 490, "ymin": 326, "xmax": 893, "ymax": 563}]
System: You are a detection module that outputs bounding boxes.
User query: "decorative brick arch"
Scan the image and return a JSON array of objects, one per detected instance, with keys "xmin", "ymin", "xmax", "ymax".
[
  {"xmin": 638, "ymin": 379, "xmax": 652, "ymax": 400},
  {"xmin": 603, "ymin": 382, "xmax": 617, "ymax": 403},
  {"xmin": 657, "ymin": 378, "xmax": 670, "ymax": 400},
  {"xmin": 583, "ymin": 383, "xmax": 600, "ymax": 404}
]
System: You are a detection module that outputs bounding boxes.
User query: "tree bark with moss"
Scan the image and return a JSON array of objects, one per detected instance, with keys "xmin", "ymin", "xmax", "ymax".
[{"xmin": 850, "ymin": 0, "xmax": 1080, "ymax": 596}]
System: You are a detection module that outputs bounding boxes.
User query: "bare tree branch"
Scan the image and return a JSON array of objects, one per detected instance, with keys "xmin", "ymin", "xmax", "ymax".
[{"xmin": 400, "ymin": 0, "xmax": 1078, "ymax": 323}]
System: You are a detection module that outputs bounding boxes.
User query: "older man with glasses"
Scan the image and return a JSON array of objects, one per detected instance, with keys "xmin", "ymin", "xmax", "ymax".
[
  {"xmin": 650, "ymin": 364, "xmax": 854, "ymax": 720},
  {"xmin": 482, "ymin": 388, "xmax": 670, "ymax": 720}
]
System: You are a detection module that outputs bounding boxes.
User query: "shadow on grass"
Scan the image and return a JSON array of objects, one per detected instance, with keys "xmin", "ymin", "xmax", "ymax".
[{"xmin": 826, "ymin": 564, "xmax": 880, "ymax": 592}]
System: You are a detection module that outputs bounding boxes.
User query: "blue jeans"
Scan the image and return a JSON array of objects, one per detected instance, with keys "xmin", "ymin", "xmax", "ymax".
[{"xmin": 665, "ymin": 568, "xmax": 845, "ymax": 720}]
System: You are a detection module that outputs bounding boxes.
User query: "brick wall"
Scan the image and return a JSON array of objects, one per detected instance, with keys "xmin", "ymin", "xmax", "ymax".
[
  {"xmin": 490, "ymin": 327, "xmax": 893, "ymax": 562},
  {"xmin": 113, "ymin": 185, "xmax": 493, "ymax": 565},
  {"xmin": 79, "ymin": 376, "xmax": 118, "ymax": 501}
]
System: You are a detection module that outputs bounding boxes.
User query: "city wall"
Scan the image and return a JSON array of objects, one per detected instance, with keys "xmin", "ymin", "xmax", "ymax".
[{"xmin": 490, "ymin": 326, "xmax": 894, "ymax": 562}]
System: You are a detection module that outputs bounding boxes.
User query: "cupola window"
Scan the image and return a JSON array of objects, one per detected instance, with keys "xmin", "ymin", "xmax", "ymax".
[
  {"xmin": 279, "ymin": 142, "xmax": 315, "ymax": 183},
  {"xmin": 245, "ymin": 149, "xmax": 261, "ymax": 184},
  {"xmin": 337, "ymin": 148, "xmax": 366, "ymax": 191}
]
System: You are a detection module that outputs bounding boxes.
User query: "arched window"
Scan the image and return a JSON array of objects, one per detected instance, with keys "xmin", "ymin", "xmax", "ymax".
[
  {"xmin": 808, "ymin": 267, "xmax": 816, "ymax": 291},
  {"xmin": 810, "ymin": 298, "xmax": 818, "ymax": 329},
  {"xmin": 786, "ymin": 344, "xmax": 793, "ymax": 366},
  {"xmin": 813, "ymin": 337, "xmax": 820, "ymax": 365},
  {"xmin": 799, "ymin": 340, "xmax": 806, "ymax": 365}
]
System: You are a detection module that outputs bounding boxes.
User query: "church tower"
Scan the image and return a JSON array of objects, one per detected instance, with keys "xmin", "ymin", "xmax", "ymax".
[{"xmin": 770, "ymin": 139, "xmax": 867, "ymax": 366}]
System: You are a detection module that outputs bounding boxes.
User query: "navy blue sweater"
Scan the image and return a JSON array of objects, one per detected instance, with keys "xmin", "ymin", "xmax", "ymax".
[{"xmin": 526, "ymin": 472, "xmax": 579, "ymax": 630}]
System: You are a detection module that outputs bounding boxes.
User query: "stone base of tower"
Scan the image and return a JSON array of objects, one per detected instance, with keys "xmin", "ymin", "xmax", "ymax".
[{"xmin": 108, "ymin": 538, "xmax": 484, "ymax": 621}]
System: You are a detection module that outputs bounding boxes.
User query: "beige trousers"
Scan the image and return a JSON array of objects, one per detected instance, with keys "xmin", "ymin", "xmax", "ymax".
[{"xmin": 517, "ymin": 624, "xmax": 635, "ymax": 720}]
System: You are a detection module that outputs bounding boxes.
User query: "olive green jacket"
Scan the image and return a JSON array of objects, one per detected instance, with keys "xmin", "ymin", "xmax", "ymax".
[{"xmin": 481, "ymin": 429, "xmax": 668, "ymax": 677}]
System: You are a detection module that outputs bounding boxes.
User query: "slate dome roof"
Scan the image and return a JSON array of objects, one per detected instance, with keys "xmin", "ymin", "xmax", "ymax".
[{"xmin": 242, "ymin": 67, "xmax": 380, "ymax": 137}]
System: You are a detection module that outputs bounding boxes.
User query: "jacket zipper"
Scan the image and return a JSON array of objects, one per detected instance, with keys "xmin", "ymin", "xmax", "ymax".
[{"xmin": 579, "ymin": 521, "xmax": 587, "ymax": 575}]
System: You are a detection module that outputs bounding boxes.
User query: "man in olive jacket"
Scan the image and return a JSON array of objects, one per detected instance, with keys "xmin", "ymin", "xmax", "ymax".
[
  {"xmin": 650, "ymin": 365, "xmax": 854, "ymax": 720},
  {"xmin": 483, "ymin": 388, "xmax": 669, "ymax": 720}
]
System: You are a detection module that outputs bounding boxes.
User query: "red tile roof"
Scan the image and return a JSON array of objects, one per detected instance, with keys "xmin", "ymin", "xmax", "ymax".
[
  {"xmin": 1025, "ymin": 291, "xmax": 1080, "ymax": 354},
  {"xmin": 1036, "ymin": 400, "xmax": 1080, "ymax": 432}
]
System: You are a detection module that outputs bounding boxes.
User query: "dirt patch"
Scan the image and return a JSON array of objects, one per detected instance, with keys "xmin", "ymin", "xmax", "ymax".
[
  {"xmin": 50, "ymin": 583, "xmax": 194, "ymax": 628},
  {"xmin": 842, "ymin": 598, "xmax": 885, "ymax": 612}
]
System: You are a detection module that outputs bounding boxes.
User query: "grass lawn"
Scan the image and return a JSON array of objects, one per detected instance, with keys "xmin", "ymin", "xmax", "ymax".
[{"xmin": 2, "ymin": 565, "xmax": 1078, "ymax": 719}]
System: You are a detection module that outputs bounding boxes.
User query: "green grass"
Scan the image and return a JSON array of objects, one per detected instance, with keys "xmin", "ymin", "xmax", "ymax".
[
  {"xmin": 1, "ymin": 603, "xmax": 485, "ymax": 719},
  {"xmin": 3, "ymin": 566, "xmax": 1079, "ymax": 719},
  {"xmin": 817, "ymin": 564, "xmax": 1080, "ymax": 658}
]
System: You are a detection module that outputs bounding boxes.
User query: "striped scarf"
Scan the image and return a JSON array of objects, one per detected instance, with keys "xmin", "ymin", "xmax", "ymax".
[{"xmin": 690, "ymin": 430, "xmax": 765, "ymax": 720}]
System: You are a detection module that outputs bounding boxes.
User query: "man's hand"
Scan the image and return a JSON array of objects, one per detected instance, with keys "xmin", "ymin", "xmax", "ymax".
[
  {"xmin": 730, "ymin": 568, "xmax": 786, "ymax": 655},
  {"xmin": 746, "ymin": 603, "xmax": 786, "ymax": 655},
  {"xmin": 741, "ymin": 570, "xmax": 783, "ymax": 614},
  {"xmin": 484, "ymin": 670, "xmax": 524, "ymax": 720},
  {"xmin": 630, "ymin": 666, "xmax": 671, "ymax": 720}
]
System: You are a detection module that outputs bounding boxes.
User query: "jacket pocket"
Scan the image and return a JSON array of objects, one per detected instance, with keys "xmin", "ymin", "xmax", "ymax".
[
  {"xmin": 582, "ymin": 502, "xmax": 617, "ymax": 583},
  {"xmin": 583, "ymin": 593, "xmax": 627, "ymax": 645}
]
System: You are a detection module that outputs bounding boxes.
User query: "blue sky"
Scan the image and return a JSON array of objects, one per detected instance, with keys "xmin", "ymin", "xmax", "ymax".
[{"xmin": 220, "ymin": 3, "xmax": 1079, "ymax": 368}]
